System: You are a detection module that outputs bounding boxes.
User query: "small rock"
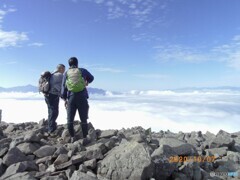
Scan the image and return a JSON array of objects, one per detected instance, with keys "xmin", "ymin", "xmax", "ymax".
[{"xmin": 34, "ymin": 145, "xmax": 56, "ymax": 158}]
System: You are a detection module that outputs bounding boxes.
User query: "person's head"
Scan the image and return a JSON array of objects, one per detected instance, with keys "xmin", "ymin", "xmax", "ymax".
[
  {"xmin": 57, "ymin": 64, "xmax": 65, "ymax": 74},
  {"xmin": 68, "ymin": 57, "xmax": 78, "ymax": 67}
]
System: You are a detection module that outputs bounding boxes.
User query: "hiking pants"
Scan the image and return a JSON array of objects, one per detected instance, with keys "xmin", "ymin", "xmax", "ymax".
[
  {"xmin": 45, "ymin": 94, "xmax": 59, "ymax": 132},
  {"xmin": 67, "ymin": 92, "xmax": 89, "ymax": 138}
]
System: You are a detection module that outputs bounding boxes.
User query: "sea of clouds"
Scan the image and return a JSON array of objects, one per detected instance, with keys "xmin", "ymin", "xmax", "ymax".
[{"xmin": 0, "ymin": 89, "xmax": 240, "ymax": 134}]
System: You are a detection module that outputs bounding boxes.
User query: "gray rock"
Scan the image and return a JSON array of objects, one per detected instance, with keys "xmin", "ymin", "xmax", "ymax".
[
  {"xmin": 61, "ymin": 129, "xmax": 71, "ymax": 143},
  {"xmin": 209, "ymin": 135, "xmax": 235, "ymax": 149},
  {"xmin": 34, "ymin": 145, "xmax": 56, "ymax": 158},
  {"xmin": 233, "ymin": 136, "xmax": 240, "ymax": 144},
  {"xmin": 0, "ymin": 129, "xmax": 5, "ymax": 139},
  {"xmin": 99, "ymin": 130, "xmax": 118, "ymax": 139},
  {"xmin": 3, "ymin": 171, "xmax": 37, "ymax": 180},
  {"xmin": 9, "ymin": 136, "xmax": 25, "ymax": 149},
  {"xmin": 179, "ymin": 162, "xmax": 202, "ymax": 180},
  {"xmin": 70, "ymin": 171, "xmax": 97, "ymax": 180},
  {"xmin": 4, "ymin": 124, "xmax": 16, "ymax": 133},
  {"xmin": 86, "ymin": 143, "xmax": 108, "ymax": 155},
  {"xmin": 24, "ymin": 131, "xmax": 40, "ymax": 142},
  {"xmin": 151, "ymin": 145, "xmax": 177, "ymax": 160},
  {"xmin": 3, "ymin": 147, "xmax": 28, "ymax": 166},
  {"xmin": 0, "ymin": 147, "xmax": 8, "ymax": 158},
  {"xmin": 172, "ymin": 172, "xmax": 188, "ymax": 180},
  {"xmin": 186, "ymin": 138, "xmax": 199, "ymax": 147},
  {"xmin": 159, "ymin": 138, "xmax": 198, "ymax": 156},
  {"xmin": 53, "ymin": 154, "xmax": 69, "ymax": 166},
  {"xmin": 128, "ymin": 133, "xmax": 147, "ymax": 143},
  {"xmin": 65, "ymin": 168, "xmax": 74, "ymax": 179},
  {"xmin": 1, "ymin": 161, "xmax": 38, "ymax": 179},
  {"xmin": 17, "ymin": 142, "xmax": 41, "ymax": 155},
  {"xmin": 36, "ymin": 156, "xmax": 52, "ymax": 164},
  {"xmin": 226, "ymin": 151, "xmax": 240, "ymax": 163},
  {"xmin": 87, "ymin": 171, "xmax": 97, "ymax": 178},
  {"xmin": 152, "ymin": 150, "xmax": 178, "ymax": 180},
  {"xmin": 52, "ymin": 146, "xmax": 68, "ymax": 158},
  {"xmin": 205, "ymin": 147, "xmax": 228, "ymax": 157},
  {"xmin": 83, "ymin": 148, "xmax": 103, "ymax": 161},
  {"xmin": 204, "ymin": 131, "xmax": 215, "ymax": 140},
  {"xmin": 83, "ymin": 159, "xmax": 97, "ymax": 170},
  {"xmin": 97, "ymin": 141, "xmax": 154, "ymax": 180},
  {"xmin": 39, "ymin": 163, "xmax": 47, "ymax": 172},
  {"xmin": 216, "ymin": 129, "xmax": 230, "ymax": 136},
  {"xmin": 46, "ymin": 164, "xmax": 56, "ymax": 173},
  {"xmin": 39, "ymin": 118, "xmax": 48, "ymax": 127},
  {"xmin": 215, "ymin": 159, "xmax": 239, "ymax": 172},
  {"xmin": 40, "ymin": 173, "xmax": 66, "ymax": 180},
  {"xmin": 0, "ymin": 159, "xmax": 6, "ymax": 177},
  {"xmin": 104, "ymin": 137, "xmax": 118, "ymax": 151},
  {"xmin": 0, "ymin": 138, "xmax": 11, "ymax": 151},
  {"xmin": 55, "ymin": 154, "xmax": 85, "ymax": 171},
  {"xmin": 88, "ymin": 128, "xmax": 97, "ymax": 142}
]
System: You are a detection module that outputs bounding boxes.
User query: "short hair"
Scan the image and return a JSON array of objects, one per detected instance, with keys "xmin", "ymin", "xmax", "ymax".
[
  {"xmin": 56, "ymin": 64, "xmax": 65, "ymax": 71},
  {"xmin": 57, "ymin": 64, "xmax": 65, "ymax": 69},
  {"xmin": 68, "ymin": 57, "xmax": 78, "ymax": 67}
]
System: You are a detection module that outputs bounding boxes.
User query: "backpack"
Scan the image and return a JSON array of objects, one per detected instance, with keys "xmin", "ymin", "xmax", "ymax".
[
  {"xmin": 38, "ymin": 71, "xmax": 52, "ymax": 95},
  {"xmin": 66, "ymin": 68, "xmax": 85, "ymax": 92}
]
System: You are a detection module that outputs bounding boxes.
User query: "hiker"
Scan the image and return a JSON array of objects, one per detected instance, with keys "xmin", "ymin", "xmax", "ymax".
[
  {"xmin": 61, "ymin": 57, "xmax": 94, "ymax": 141},
  {"xmin": 45, "ymin": 64, "xmax": 65, "ymax": 133}
]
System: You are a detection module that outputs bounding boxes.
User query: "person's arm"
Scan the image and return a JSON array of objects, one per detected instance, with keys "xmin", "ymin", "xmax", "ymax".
[
  {"xmin": 61, "ymin": 71, "xmax": 68, "ymax": 100},
  {"xmin": 81, "ymin": 68, "xmax": 94, "ymax": 84}
]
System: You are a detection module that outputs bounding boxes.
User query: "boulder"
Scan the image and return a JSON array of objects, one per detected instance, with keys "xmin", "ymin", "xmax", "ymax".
[
  {"xmin": 24, "ymin": 131, "xmax": 41, "ymax": 142},
  {"xmin": 97, "ymin": 141, "xmax": 154, "ymax": 180},
  {"xmin": 205, "ymin": 147, "xmax": 228, "ymax": 157},
  {"xmin": 1, "ymin": 161, "xmax": 38, "ymax": 179},
  {"xmin": 159, "ymin": 138, "xmax": 198, "ymax": 156},
  {"xmin": 99, "ymin": 130, "xmax": 118, "ymax": 139},
  {"xmin": 3, "ymin": 147, "xmax": 28, "ymax": 166},
  {"xmin": 70, "ymin": 171, "xmax": 97, "ymax": 180},
  {"xmin": 17, "ymin": 142, "xmax": 41, "ymax": 155},
  {"xmin": 34, "ymin": 145, "xmax": 56, "ymax": 158}
]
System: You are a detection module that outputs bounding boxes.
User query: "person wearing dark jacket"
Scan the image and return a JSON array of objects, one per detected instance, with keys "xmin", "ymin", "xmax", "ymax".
[{"xmin": 61, "ymin": 57, "xmax": 94, "ymax": 140}]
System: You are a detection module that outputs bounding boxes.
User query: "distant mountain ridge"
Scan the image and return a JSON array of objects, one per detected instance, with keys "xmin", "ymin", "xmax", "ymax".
[
  {"xmin": 0, "ymin": 85, "xmax": 107, "ymax": 95},
  {"xmin": 173, "ymin": 86, "xmax": 240, "ymax": 92},
  {"xmin": 1, "ymin": 85, "xmax": 240, "ymax": 95},
  {"xmin": 0, "ymin": 84, "xmax": 37, "ymax": 93}
]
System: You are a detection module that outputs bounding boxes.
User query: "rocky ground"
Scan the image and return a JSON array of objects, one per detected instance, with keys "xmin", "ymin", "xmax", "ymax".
[{"xmin": 0, "ymin": 119, "xmax": 239, "ymax": 180}]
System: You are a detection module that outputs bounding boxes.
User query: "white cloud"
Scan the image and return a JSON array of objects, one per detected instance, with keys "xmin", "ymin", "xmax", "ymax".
[
  {"xmin": 1, "ymin": 90, "xmax": 240, "ymax": 134},
  {"xmin": 154, "ymin": 36, "xmax": 240, "ymax": 68},
  {"xmin": 134, "ymin": 73, "xmax": 168, "ymax": 79},
  {"xmin": 212, "ymin": 35, "xmax": 240, "ymax": 69},
  {"xmin": 0, "ymin": 30, "xmax": 28, "ymax": 48},
  {"xmin": 0, "ymin": 8, "xmax": 29, "ymax": 48},
  {"xmin": 83, "ymin": 0, "xmax": 167, "ymax": 28},
  {"xmin": 131, "ymin": 33, "xmax": 160, "ymax": 42},
  {"xmin": 154, "ymin": 45, "xmax": 210, "ymax": 63},
  {"xmin": 28, "ymin": 42, "xmax": 44, "ymax": 47},
  {"xmin": 93, "ymin": 67, "xmax": 124, "ymax": 73},
  {"xmin": 85, "ymin": 63, "xmax": 124, "ymax": 73}
]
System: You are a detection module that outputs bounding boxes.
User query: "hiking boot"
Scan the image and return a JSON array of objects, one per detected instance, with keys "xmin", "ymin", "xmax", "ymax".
[{"xmin": 81, "ymin": 137, "xmax": 91, "ymax": 146}]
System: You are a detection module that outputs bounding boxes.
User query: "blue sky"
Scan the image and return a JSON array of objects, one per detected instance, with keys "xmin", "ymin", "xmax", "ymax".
[{"xmin": 1, "ymin": 0, "xmax": 240, "ymax": 91}]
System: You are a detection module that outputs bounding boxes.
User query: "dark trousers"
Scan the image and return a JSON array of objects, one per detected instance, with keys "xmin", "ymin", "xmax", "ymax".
[
  {"xmin": 67, "ymin": 93, "xmax": 89, "ymax": 138},
  {"xmin": 45, "ymin": 94, "xmax": 59, "ymax": 132}
]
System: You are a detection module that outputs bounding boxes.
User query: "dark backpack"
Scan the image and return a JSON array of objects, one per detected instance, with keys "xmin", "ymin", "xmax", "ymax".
[{"xmin": 38, "ymin": 71, "xmax": 52, "ymax": 95}]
